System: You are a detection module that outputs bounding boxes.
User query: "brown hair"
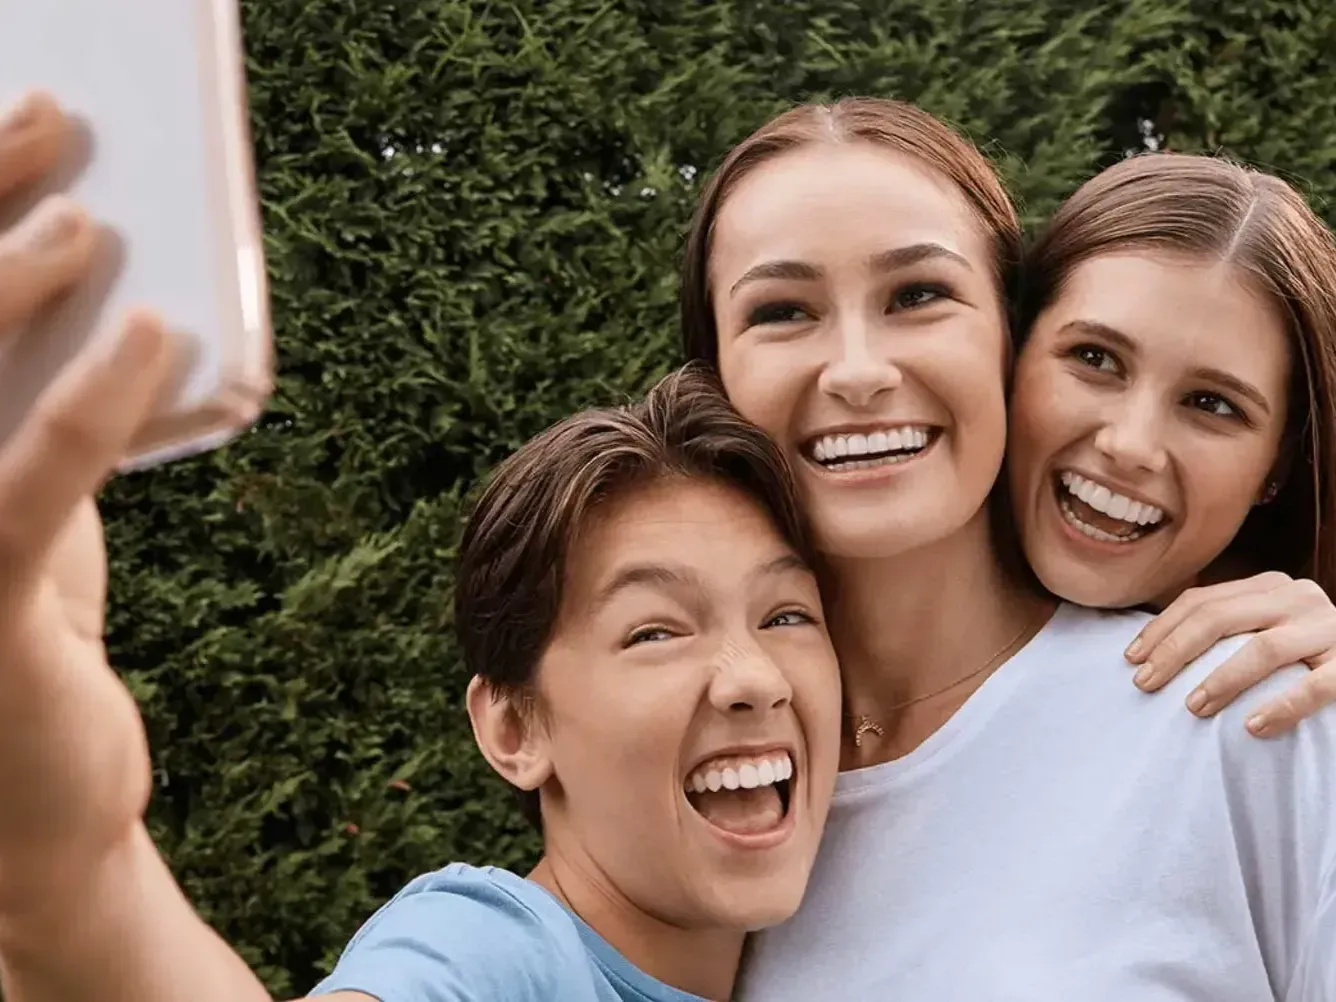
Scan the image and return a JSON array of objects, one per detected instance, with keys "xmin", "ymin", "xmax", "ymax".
[
  {"xmin": 679, "ymin": 96, "xmax": 1022, "ymax": 365},
  {"xmin": 454, "ymin": 363, "xmax": 815, "ymax": 828},
  {"xmin": 1019, "ymin": 152, "xmax": 1336, "ymax": 592}
]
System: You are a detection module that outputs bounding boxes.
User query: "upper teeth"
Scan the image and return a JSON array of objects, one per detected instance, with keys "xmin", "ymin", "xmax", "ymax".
[
  {"xmin": 812, "ymin": 427, "xmax": 930, "ymax": 462},
  {"xmin": 1060, "ymin": 471, "xmax": 1165, "ymax": 525},
  {"xmin": 687, "ymin": 752, "xmax": 793, "ymax": 794}
]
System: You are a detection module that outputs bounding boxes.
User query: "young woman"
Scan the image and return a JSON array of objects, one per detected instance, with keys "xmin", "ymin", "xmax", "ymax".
[
  {"xmin": 1008, "ymin": 152, "xmax": 1336, "ymax": 733},
  {"xmin": 0, "ymin": 94, "xmax": 845, "ymax": 1002},
  {"xmin": 679, "ymin": 98, "xmax": 1336, "ymax": 997}
]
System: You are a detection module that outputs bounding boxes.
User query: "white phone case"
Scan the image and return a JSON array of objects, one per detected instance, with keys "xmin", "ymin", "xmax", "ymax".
[{"xmin": 0, "ymin": 0, "xmax": 272, "ymax": 469}]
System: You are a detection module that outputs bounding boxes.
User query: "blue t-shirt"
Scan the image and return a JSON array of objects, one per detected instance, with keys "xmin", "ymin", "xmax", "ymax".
[{"xmin": 310, "ymin": 862, "xmax": 709, "ymax": 1002}]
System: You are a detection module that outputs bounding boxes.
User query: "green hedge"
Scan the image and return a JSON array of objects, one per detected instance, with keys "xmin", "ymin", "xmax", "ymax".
[{"xmin": 90, "ymin": 0, "xmax": 1336, "ymax": 993}]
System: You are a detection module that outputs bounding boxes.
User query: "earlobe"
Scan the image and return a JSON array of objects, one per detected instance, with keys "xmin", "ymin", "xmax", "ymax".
[{"xmin": 466, "ymin": 676, "xmax": 553, "ymax": 792}]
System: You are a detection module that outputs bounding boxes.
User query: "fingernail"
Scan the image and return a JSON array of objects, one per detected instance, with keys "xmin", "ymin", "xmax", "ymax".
[
  {"xmin": 1125, "ymin": 636, "xmax": 1144, "ymax": 661},
  {"xmin": 1186, "ymin": 688, "xmax": 1209, "ymax": 715},
  {"xmin": 25, "ymin": 200, "xmax": 84, "ymax": 250},
  {"xmin": 0, "ymin": 92, "xmax": 44, "ymax": 134},
  {"xmin": 1133, "ymin": 664, "xmax": 1155, "ymax": 689},
  {"xmin": 1246, "ymin": 714, "xmax": 1271, "ymax": 736}
]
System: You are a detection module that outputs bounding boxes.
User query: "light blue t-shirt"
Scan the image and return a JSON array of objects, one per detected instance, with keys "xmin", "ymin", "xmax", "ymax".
[{"xmin": 310, "ymin": 862, "xmax": 708, "ymax": 1002}]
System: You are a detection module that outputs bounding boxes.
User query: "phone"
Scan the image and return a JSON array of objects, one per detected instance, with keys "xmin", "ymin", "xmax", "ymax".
[{"xmin": 0, "ymin": 0, "xmax": 272, "ymax": 470}]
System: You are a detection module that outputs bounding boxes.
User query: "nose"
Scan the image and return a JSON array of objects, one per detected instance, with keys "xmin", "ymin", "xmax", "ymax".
[
  {"xmin": 709, "ymin": 636, "xmax": 793, "ymax": 715},
  {"xmin": 817, "ymin": 314, "xmax": 901, "ymax": 408},
  {"xmin": 1093, "ymin": 398, "xmax": 1168, "ymax": 474}
]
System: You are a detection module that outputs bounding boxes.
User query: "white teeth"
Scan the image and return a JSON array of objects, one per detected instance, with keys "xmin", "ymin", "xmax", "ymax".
[
  {"xmin": 811, "ymin": 427, "xmax": 932, "ymax": 465},
  {"xmin": 1059, "ymin": 471, "xmax": 1165, "ymax": 526},
  {"xmin": 686, "ymin": 752, "xmax": 795, "ymax": 795}
]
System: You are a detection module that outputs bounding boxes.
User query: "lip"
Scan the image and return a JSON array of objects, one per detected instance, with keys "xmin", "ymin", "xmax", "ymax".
[
  {"xmin": 689, "ymin": 789, "xmax": 799, "ymax": 850},
  {"xmin": 801, "ymin": 421, "xmax": 938, "ymax": 440},
  {"xmin": 682, "ymin": 741, "xmax": 801, "ymax": 852},
  {"xmin": 685, "ymin": 741, "xmax": 796, "ymax": 776},
  {"xmin": 1058, "ymin": 467, "xmax": 1172, "ymax": 518},
  {"xmin": 800, "ymin": 430, "xmax": 940, "ymax": 483},
  {"xmin": 1048, "ymin": 480, "xmax": 1169, "ymax": 556}
]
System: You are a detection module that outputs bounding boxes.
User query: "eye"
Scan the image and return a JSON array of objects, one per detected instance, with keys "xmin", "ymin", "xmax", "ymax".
[
  {"xmin": 1069, "ymin": 344, "xmax": 1121, "ymax": 374},
  {"xmin": 747, "ymin": 301, "xmax": 811, "ymax": 327},
  {"xmin": 889, "ymin": 282, "xmax": 948, "ymax": 312},
  {"xmin": 1184, "ymin": 391, "xmax": 1242, "ymax": 419},
  {"xmin": 625, "ymin": 625, "xmax": 678, "ymax": 647},
  {"xmin": 762, "ymin": 608, "xmax": 817, "ymax": 629}
]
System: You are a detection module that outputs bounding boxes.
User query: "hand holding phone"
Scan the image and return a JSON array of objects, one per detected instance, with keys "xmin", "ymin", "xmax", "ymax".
[{"xmin": 0, "ymin": 0, "xmax": 272, "ymax": 469}]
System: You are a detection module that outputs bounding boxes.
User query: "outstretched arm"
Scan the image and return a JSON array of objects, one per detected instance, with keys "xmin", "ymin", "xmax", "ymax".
[
  {"xmin": 0, "ymin": 91, "xmax": 350, "ymax": 1002},
  {"xmin": 1124, "ymin": 572, "xmax": 1336, "ymax": 736}
]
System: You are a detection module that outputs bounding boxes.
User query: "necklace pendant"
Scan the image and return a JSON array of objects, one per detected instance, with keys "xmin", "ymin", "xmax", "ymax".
[{"xmin": 852, "ymin": 715, "xmax": 884, "ymax": 748}]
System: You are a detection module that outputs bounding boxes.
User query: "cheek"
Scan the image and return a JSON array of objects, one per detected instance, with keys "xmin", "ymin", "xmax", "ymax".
[
  {"xmin": 1180, "ymin": 444, "xmax": 1275, "ymax": 538},
  {"xmin": 1008, "ymin": 359, "xmax": 1083, "ymax": 471},
  {"xmin": 719, "ymin": 343, "xmax": 801, "ymax": 440}
]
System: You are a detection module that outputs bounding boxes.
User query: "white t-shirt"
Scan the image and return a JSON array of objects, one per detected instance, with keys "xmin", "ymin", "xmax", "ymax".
[{"xmin": 738, "ymin": 602, "xmax": 1336, "ymax": 1001}]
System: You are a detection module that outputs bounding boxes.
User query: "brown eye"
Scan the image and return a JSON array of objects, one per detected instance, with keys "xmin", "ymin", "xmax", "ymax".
[
  {"xmin": 1070, "ymin": 345, "xmax": 1119, "ymax": 373},
  {"xmin": 747, "ymin": 302, "xmax": 810, "ymax": 326},
  {"xmin": 890, "ymin": 283, "xmax": 948, "ymax": 311},
  {"xmin": 1184, "ymin": 391, "xmax": 1241, "ymax": 419}
]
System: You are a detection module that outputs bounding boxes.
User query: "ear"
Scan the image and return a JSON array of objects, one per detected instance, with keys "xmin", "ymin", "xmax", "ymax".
[{"xmin": 466, "ymin": 676, "xmax": 553, "ymax": 793}]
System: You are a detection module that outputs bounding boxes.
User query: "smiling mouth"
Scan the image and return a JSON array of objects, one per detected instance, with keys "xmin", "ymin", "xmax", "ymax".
[
  {"xmin": 1054, "ymin": 471, "xmax": 1170, "ymax": 545},
  {"xmin": 685, "ymin": 751, "xmax": 794, "ymax": 838},
  {"xmin": 805, "ymin": 426, "xmax": 939, "ymax": 472}
]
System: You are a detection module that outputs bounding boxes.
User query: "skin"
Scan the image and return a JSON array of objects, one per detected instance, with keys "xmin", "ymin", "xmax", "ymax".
[
  {"xmin": 469, "ymin": 476, "xmax": 841, "ymax": 1000},
  {"xmin": 708, "ymin": 140, "xmax": 1052, "ymax": 766},
  {"xmin": 1008, "ymin": 251, "xmax": 1291, "ymax": 610},
  {"xmin": 2, "ymin": 92, "xmax": 1336, "ymax": 1002}
]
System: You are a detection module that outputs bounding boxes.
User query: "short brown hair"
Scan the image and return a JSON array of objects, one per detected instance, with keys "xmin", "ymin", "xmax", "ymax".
[
  {"xmin": 1019, "ymin": 152, "xmax": 1336, "ymax": 593},
  {"xmin": 679, "ymin": 96, "xmax": 1022, "ymax": 365},
  {"xmin": 453, "ymin": 363, "xmax": 814, "ymax": 828}
]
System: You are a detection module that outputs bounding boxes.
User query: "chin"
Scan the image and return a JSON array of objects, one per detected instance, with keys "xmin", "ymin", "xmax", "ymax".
[
  {"xmin": 712, "ymin": 881, "xmax": 807, "ymax": 932},
  {"xmin": 806, "ymin": 497, "xmax": 976, "ymax": 560},
  {"xmin": 1028, "ymin": 555, "xmax": 1153, "ymax": 610}
]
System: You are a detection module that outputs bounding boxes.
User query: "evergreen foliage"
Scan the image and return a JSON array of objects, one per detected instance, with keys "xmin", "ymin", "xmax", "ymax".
[{"xmin": 90, "ymin": 0, "xmax": 1336, "ymax": 992}]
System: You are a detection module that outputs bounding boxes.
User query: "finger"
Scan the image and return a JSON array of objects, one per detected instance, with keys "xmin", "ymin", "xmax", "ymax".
[
  {"xmin": 0, "ymin": 92, "xmax": 68, "ymax": 196},
  {"xmin": 50, "ymin": 499, "xmax": 107, "ymax": 642},
  {"xmin": 1181, "ymin": 622, "xmax": 1321, "ymax": 716},
  {"xmin": 0, "ymin": 196, "xmax": 98, "ymax": 331},
  {"xmin": 1244, "ymin": 666, "xmax": 1336, "ymax": 737},
  {"xmin": 1128, "ymin": 574, "xmax": 1293, "ymax": 678},
  {"xmin": 0, "ymin": 311, "xmax": 175, "ymax": 586}
]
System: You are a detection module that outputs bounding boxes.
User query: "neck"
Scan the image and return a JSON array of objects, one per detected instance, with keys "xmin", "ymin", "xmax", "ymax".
[
  {"xmin": 528, "ymin": 849, "xmax": 741, "ymax": 1002},
  {"xmin": 821, "ymin": 505, "xmax": 1056, "ymax": 766}
]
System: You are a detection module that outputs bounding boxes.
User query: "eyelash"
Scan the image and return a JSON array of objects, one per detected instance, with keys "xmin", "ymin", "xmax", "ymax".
[
  {"xmin": 1067, "ymin": 344, "xmax": 1245, "ymax": 421},
  {"xmin": 623, "ymin": 607, "xmax": 817, "ymax": 647},
  {"xmin": 744, "ymin": 281, "xmax": 951, "ymax": 328}
]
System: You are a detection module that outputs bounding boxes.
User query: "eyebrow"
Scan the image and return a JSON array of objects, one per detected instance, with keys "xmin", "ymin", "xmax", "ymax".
[
  {"xmin": 591, "ymin": 553, "xmax": 812, "ymax": 612},
  {"xmin": 1059, "ymin": 319, "xmax": 1274, "ymax": 416},
  {"xmin": 728, "ymin": 242, "xmax": 973, "ymax": 298}
]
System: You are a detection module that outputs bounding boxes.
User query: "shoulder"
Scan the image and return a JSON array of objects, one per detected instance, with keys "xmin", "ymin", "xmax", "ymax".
[{"xmin": 311, "ymin": 863, "xmax": 595, "ymax": 1002}]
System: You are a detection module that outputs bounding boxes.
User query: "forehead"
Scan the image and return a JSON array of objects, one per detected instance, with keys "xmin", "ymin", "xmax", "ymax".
[
  {"xmin": 561, "ymin": 477, "xmax": 799, "ymax": 604},
  {"xmin": 1047, "ymin": 252, "xmax": 1290, "ymax": 383},
  {"xmin": 709, "ymin": 142, "xmax": 990, "ymax": 282}
]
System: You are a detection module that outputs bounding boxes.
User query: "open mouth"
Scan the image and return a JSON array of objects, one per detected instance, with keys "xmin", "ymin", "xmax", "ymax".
[
  {"xmin": 1054, "ymin": 470, "xmax": 1169, "ymax": 545},
  {"xmin": 806, "ymin": 426, "xmax": 939, "ymax": 472},
  {"xmin": 684, "ymin": 751, "xmax": 794, "ymax": 839}
]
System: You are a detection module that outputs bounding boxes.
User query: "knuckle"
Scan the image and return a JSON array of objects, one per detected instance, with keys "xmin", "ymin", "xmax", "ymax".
[
  {"xmin": 1256, "ymin": 570, "xmax": 1294, "ymax": 589},
  {"xmin": 1295, "ymin": 577, "xmax": 1328, "ymax": 605}
]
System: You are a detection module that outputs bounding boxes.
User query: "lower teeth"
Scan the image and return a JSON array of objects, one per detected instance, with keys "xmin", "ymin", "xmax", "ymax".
[
  {"xmin": 821, "ymin": 449, "xmax": 921, "ymax": 471},
  {"xmin": 1060, "ymin": 495, "xmax": 1144, "ymax": 543}
]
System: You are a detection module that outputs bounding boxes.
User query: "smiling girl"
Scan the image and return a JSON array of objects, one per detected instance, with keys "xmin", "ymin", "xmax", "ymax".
[{"xmin": 680, "ymin": 98, "xmax": 1336, "ymax": 998}]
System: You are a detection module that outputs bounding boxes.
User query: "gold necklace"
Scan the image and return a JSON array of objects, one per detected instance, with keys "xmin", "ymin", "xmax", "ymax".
[{"xmin": 847, "ymin": 609, "xmax": 1044, "ymax": 748}]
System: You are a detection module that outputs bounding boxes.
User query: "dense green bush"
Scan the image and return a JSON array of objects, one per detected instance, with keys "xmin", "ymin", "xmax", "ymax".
[{"xmin": 91, "ymin": 0, "xmax": 1336, "ymax": 993}]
